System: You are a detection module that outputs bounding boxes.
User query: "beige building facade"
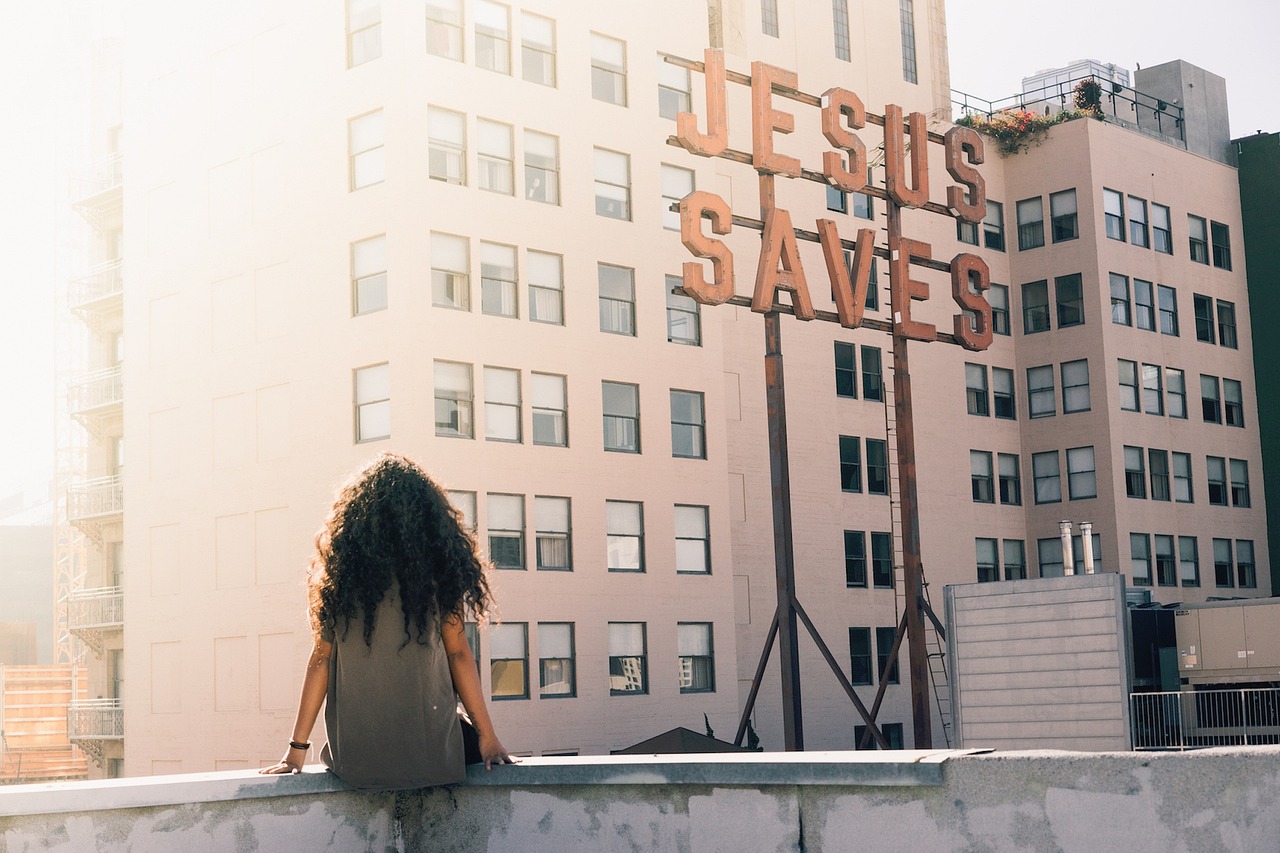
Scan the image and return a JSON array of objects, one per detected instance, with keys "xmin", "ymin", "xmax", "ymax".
[{"xmin": 70, "ymin": 0, "xmax": 1265, "ymax": 774}]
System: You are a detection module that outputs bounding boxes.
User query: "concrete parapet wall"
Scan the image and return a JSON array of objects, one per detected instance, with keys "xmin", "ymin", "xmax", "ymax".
[{"xmin": 3, "ymin": 748, "xmax": 1279, "ymax": 852}]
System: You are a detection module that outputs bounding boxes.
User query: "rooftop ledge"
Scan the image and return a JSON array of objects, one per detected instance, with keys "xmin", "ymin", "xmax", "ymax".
[{"xmin": 0, "ymin": 749, "xmax": 975, "ymax": 817}]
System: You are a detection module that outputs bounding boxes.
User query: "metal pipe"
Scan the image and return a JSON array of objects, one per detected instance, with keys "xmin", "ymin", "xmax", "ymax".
[
  {"xmin": 1060, "ymin": 520, "xmax": 1075, "ymax": 575},
  {"xmin": 1079, "ymin": 521, "xmax": 1095, "ymax": 574}
]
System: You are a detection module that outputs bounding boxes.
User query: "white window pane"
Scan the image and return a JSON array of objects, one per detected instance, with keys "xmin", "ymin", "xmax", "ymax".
[
  {"xmin": 523, "ymin": 13, "xmax": 553, "ymax": 44},
  {"xmin": 675, "ymin": 539, "xmax": 707, "ymax": 573},
  {"xmin": 349, "ymin": 112, "xmax": 383, "ymax": 150},
  {"xmin": 353, "ymin": 235, "xmax": 386, "ymax": 276},
  {"xmin": 355, "ymin": 363, "xmax": 389, "ymax": 402},
  {"xmin": 490, "ymin": 623, "xmax": 526, "ymax": 658},
  {"xmin": 531, "ymin": 372, "xmax": 565, "ymax": 407},
  {"xmin": 477, "ymin": 119, "xmax": 512, "ymax": 156},
  {"xmin": 678, "ymin": 623, "xmax": 711, "ymax": 656},
  {"xmin": 488, "ymin": 493, "xmax": 522, "ymax": 527},
  {"xmin": 608, "ymin": 536, "xmax": 642, "ymax": 569},
  {"xmin": 674, "ymin": 505, "xmax": 707, "ymax": 537},
  {"xmin": 535, "ymin": 496, "xmax": 569, "ymax": 530},
  {"xmin": 539, "ymin": 623, "xmax": 571, "ymax": 658},
  {"xmin": 976, "ymin": 538, "xmax": 997, "ymax": 563},
  {"xmin": 591, "ymin": 33, "xmax": 625, "ymax": 67},
  {"xmin": 661, "ymin": 165, "xmax": 694, "ymax": 198},
  {"xmin": 475, "ymin": 0, "xmax": 507, "ymax": 31},
  {"xmin": 358, "ymin": 400, "xmax": 390, "ymax": 439},
  {"xmin": 528, "ymin": 250, "xmax": 562, "ymax": 287},
  {"xmin": 428, "ymin": 108, "xmax": 464, "ymax": 142},
  {"xmin": 594, "ymin": 148, "xmax": 627, "ymax": 183},
  {"xmin": 484, "ymin": 367, "xmax": 519, "ymax": 403},
  {"xmin": 448, "ymin": 490, "xmax": 476, "ymax": 529},
  {"xmin": 431, "ymin": 233, "xmax": 468, "ymax": 270},
  {"xmin": 526, "ymin": 130, "xmax": 556, "ymax": 160},
  {"xmin": 353, "ymin": 149, "xmax": 385, "ymax": 186},
  {"xmin": 434, "ymin": 361, "xmax": 471, "ymax": 392},
  {"xmin": 658, "ymin": 59, "xmax": 688, "ymax": 89},
  {"xmin": 609, "ymin": 623, "xmax": 644, "ymax": 655},
  {"xmin": 606, "ymin": 501, "xmax": 641, "ymax": 533}
]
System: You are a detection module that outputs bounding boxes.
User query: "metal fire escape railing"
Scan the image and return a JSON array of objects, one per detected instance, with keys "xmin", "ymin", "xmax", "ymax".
[{"xmin": 67, "ymin": 586, "xmax": 124, "ymax": 657}]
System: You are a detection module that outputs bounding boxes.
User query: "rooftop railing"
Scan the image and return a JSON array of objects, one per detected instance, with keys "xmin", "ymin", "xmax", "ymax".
[{"xmin": 1131, "ymin": 687, "xmax": 1280, "ymax": 750}]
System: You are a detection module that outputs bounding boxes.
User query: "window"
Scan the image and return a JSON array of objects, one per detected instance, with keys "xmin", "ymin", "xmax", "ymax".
[
  {"xmin": 474, "ymin": 0, "xmax": 510, "ymax": 74},
  {"xmin": 1103, "ymin": 189, "xmax": 1125, "ymax": 241},
  {"xmin": 1038, "ymin": 538, "xmax": 1064, "ymax": 578},
  {"xmin": 535, "ymin": 496, "xmax": 571, "ymax": 570},
  {"xmin": 598, "ymin": 263, "xmax": 635, "ymax": 335},
  {"xmin": 1237, "ymin": 541, "xmax": 1256, "ymax": 588},
  {"xmin": 590, "ymin": 33, "xmax": 627, "ymax": 106},
  {"xmin": 678, "ymin": 623, "xmax": 715, "ymax": 692},
  {"xmin": 1109, "ymin": 274, "xmax": 1131, "ymax": 326},
  {"xmin": 531, "ymin": 372, "xmax": 567, "ymax": 447},
  {"xmin": 1153, "ymin": 203, "xmax": 1172, "ymax": 253},
  {"xmin": 1050, "ymin": 189, "xmax": 1077, "ymax": 241},
  {"xmin": 477, "ymin": 119, "xmax": 513, "ymax": 194},
  {"xmin": 431, "ymin": 231, "xmax": 470, "ymax": 310},
  {"xmin": 594, "ymin": 148, "xmax": 631, "ymax": 220},
  {"xmin": 490, "ymin": 623, "xmax": 528, "ymax": 699},
  {"xmin": 434, "ymin": 360, "xmax": 472, "ymax": 437},
  {"xmin": 605, "ymin": 501, "xmax": 644, "ymax": 571},
  {"xmin": 1178, "ymin": 537, "xmax": 1199, "ymax": 586},
  {"xmin": 844, "ymin": 530, "xmax": 866, "ymax": 587},
  {"xmin": 1016, "ymin": 197, "xmax": 1044, "ymax": 250},
  {"xmin": 1206, "ymin": 456, "xmax": 1228, "ymax": 506},
  {"xmin": 853, "ymin": 178, "xmax": 875, "ymax": 220},
  {"xmin": 667, "ymin": 274, "xmax": 701, "ymax": 346},
  {"xmin": 1172, "ymin": 452, "xmax": 1193, "ymax": 503},
  {"xmin": 983, "ymin": 200, "xmax": 1005, "ymax": 251},
  {"xmin": 521, "ymin": 12, "xmax": 556, "ymax": 86},
  {"xmin": 480, "ymin": 242, "xmax": 517, "ymax": 317},
  {"xmin": 825, "ymin": 0, "xmax": 852, "ymax": 59},
  {"xmin": 1188, "ymin": 215, "xmax": 1208, "ymax": 264},
  {"xmin": 1217, "ymin": 301, "xmax": 1238, "ymax": 349},
  {"xmin": 861, "ymin": 346, "xmax": 883, "ymax": 401},
  {"xmin": 849, "ymin": 627, "xmax": 872, "ymax": 686},
  {"xmin": 1141, "ymin": 364, "xmax": 1163, "ymax": 415},
  {"xmin": 1055, "ymin": 274, "xmax": 1083, "ymax": 328},
  {"xmin": 1154, "ymin": 535, "xmax": 1175, "ymax": 586},
  {"xmin": 657, "ymin": 57, "xmax": 691, "ymax": 120},
  {"xmin": 1027, "ymin": 365, "xmax": 1055, "ymax": 419},
  {"xmin": 1157, "ymin": 285, "xmax": 1178, "ymax": 336},
  {"xmin": 661, "ymin": 164, "xmax": 694, "ymax": 231},
  {"xmin": 1133, "ymin": 279, "xmax": 1155, "ymax": 331},
  {"xmin": 964, "ymin": 363, "xmax": 988, "ymax": 416},
  {"xmin": 524, "ymin": 130, "xmax": 560, "ymax": 204},
  {"xmin": 670, "ymin": 390, "xmax": 706, "ymax": 459},
  {"xmin": 970, "ymin": 451, "xmax": 994, "ymax": 503},
  {"xmin": 827, "ymin": 185, "xmax": 848, "ymax": 214},
  {"xmin": 1118, "ymin": 360, "xmax": 1139, "ymax": 412},
  {"xmin": 608, "ymin": 622, "xmax": 647, "ymax": 694},
  {"xmin": 1223, "ymin": 378, "xmax": 1244, "ymax": 428},
  {"xmin": 1032, "ymin": 451, "xmax": 1061, "ymax": 504},
  {"xmin": 855, "ymin": 723, "xmax": 905, "ymax": 751},
  {"xmin": 1167, "ymin": 368, "xmax": 1187, "ymax": 419},
  {"xmin": 876, "ymin": 626, "xmax": 900, "ymax": 684},
  {"xmin": 602, "ymin": 381, "xmax": 640, "ymax": 453},
  {"xmin": 425, "ymin": 0, "xmax": 463, "ymax": 61},
  {"xmin": 351, "ymin": 234, "xmax": 387, "ymax": 315},
  {"xmin": 1201, "ymin": 375, "xmax": 1221, "ymax": 424},
  {"xmin": 866, "ymin": 439, "xmax": 888, "ymax": 496},
  {"xmin": 487, "ymin": 493, "xmax": 525, "ymax": 569},
  {"xmin": 528, "ymin": 250, "xmax": 563, "ymax": 325},
  {"xmin": 346, "ymin": 0, "xmax": 381, "ymax": 67},
  {"xmin": 1060, "ymin": 360, "xmax": 1090, "ymax": 413},
  {"xmin": 1066, "ymin": 446, "xmax": 1096, "ymax": 500},
  {"xmin": 1124, "ymin": 446, "xmax": 1147, "ymax": 499},
  {"xmin": 1210, "ymin": 221, "xmax": 1231, "ymax": 270},
  {"xmin": 1128, "ymin": 196, "xmax": 1149, "ymax": 247},
  {"xmin": 1022, "ymin": 280, "xmax": 1049, "ymax": 333},
  {"xmin": 1004, "ymin": 540, "xmax": 1026, "ymax": 580},
  {"xmin": 354, "ymin": 363, "xmax": 390, "ymax": 442},
  {"xmin": 1193, "ymin": 294, "xmax": 1215, "ymax": 343},
  {"xmin": 675, "ymin": 504, "xmax": 711, "ymax": 574},
  {"xmin": 1130, "ymin": 533, "xmax": 1151, "ymax": 586},
  {"xmin": 839, "ymin": 435, "xmax": 862, "ymax": 493},
  {"xmin": 538, "ymin": 623, "xmax": 574, "ymax": 697},
  {"xmin": 989, "ymin": 284, "xmax": 1010, "ymax": 335},
  {"xmin": 997, "ymin": 453, "xmax": 1021, "ymax": 505},
  {"xmin": 1213, "ymin": 538, "xmax": 1233, "ymax": 587},
  {"xmin": 428, "ymin": 107, "xmax": 466, "ymax": 184},
  {"xmin": 835, "ymin": 342, "xmax": 857, "ymax": 398},
  {"xmin": 761, "ymin": 0, "xmax": 779, "ymax": 36},
  {"xmin": 976, "ymin": 538, "xmax": 999, "ymax": 582},
  {"xmin": 348, "ymin": 110, "xmax": 384, "ymax": 190},
  {"xmin": 1230, "ymin": 459, "xmax": 1250, "ymax": 508},
  {"xmin": 899, "ymin": 0, "xmax": 917, "ymax": 83},
  {"xmin": 956, "ymin": 216, "xmax": 978, "ymax": 245},
  {"xmin": 992, "ymin": 368, "xmax": 1015, "ymax": 419},
  {"xmin": 871, "ymin": 532, "xmax": 892, "ymax": 588},
  {"xmin": 484, "ymin": 366, "xmax": 521, "ymax": 442},
  {"xmin": 1149, "ymin": 449, "xmax": 1170, "ymax": 502}
]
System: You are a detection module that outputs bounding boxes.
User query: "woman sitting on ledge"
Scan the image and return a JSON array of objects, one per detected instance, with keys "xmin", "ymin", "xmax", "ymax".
[{"xmin": 261, "ymin": 453, "xmax": 514, "ymax": 789}]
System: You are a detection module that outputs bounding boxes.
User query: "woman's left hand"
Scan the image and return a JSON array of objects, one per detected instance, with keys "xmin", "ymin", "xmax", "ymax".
[{"xmin": 478, "ymin": 732, "xmax": 517, "ymax": 770}]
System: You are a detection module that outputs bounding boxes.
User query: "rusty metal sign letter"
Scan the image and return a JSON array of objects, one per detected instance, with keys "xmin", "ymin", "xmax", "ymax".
[
  {"xmin": 944, "ymin": 126, "xmax": 986, "ymax": 223},
  {"xmin": 818, "ymin": 220, "xmax": 874, "ymax": 329},
  {"xmin": 820, "ymin": 87, "xmax": 867, "ymax": 193},
  {"xmin": 753, "ymin": 206, "xmax": 815, "ymax": 319},
  {"xmin": 883, "ymin": 104, "xmax": 929, "ymax": 208},
  {"xmin": 676, "ymin": 49, "xmax": 728, "ymax": 158},
  {"xmin": 751, "ymin": 62, "xmax": 802, "ymax": 178},
  {"xmin": 950, "ymin": 252, "xmax": 992, "ymax": 351},
  {"xmin": 890, "ymin": 236, "xmax": 937, "ymax": 341},
  {"xmin": 680, "ymin": 190, "xmax": 736, "ymax": 305}
]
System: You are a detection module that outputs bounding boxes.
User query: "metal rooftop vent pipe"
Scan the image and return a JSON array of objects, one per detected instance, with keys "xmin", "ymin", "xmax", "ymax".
[
  {"xmin": 1060, "ymin": 520, "xmax": 1075, "ymax": 575},
  {"xmin": 1079, "ymin": 521, "xmax": 1095, "ymax": 574}
]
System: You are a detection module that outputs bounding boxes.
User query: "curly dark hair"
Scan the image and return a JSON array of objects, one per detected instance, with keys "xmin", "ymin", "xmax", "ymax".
[{"xmin": 308, "ymin": 453, "xmax": 493, "ymax": 646}]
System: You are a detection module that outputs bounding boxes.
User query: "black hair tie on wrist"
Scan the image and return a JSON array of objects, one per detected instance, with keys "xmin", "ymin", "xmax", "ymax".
[{"xmin": 289, "ymin": 741, "xmax": 311, "ymax": 751}]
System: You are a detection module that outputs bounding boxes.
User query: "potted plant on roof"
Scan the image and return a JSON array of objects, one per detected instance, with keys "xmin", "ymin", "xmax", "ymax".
[{"xmin": 1073, "ymin": 77, "xmax": 1103, "ymax": 117}]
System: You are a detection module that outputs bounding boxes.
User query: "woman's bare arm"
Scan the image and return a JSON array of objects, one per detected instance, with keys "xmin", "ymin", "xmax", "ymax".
[
  {"xmin": 259, "ymin": 636, "xmax": 333, "ymax": 774},
  {"xmin": 442, "ymin": 615, "xmax": 515, "ymax": 769}
]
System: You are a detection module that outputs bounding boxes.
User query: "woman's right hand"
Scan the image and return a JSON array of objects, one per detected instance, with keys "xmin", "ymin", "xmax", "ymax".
[{"xmin": 258, "ymin": 745, "xmax": 307, "ymax": 775}]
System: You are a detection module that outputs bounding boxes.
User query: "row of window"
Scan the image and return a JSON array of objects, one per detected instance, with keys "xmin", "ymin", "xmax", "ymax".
[
  {"xmin": 1124, "ymin": 450, "xmax": 1251, "ymax": 508},
  {"xmin": 1104, "ymin": 188, "xmax": 1232, "ymax": 269},
  {"xmin": 965, "ymin": 359, "xmax": 1089, "ymax": 420},
  {"xmin": 975, "ymin": 534, "xmax": 1103, "ymax": 582},
  {"xmin": 1117, "ymin": 360, "xmax": 1243, "ymax": 427},
  {"xmin": 484, "ymin": 620, "xmax": 716, "ymax": 700},
  {"xmin": 448, "ymin": 491, "xmax": 712, "ymax": 575},
  {"xmin": 1192, "ymin": 294, "xmax": 1239, "ymax": 348},
  {"xmin": 1108, "ymin": 274, "xmax": 1180, "ymax": 336},
  {"xmin": 849, "ymin": 626, "xmax": 901, "ymax": 687},
  {"xmin": 843, "ymin": 530, "xmax": 894, "ymax": 588},
  {"xmin": 759, "ymin": 0, "xmax": 918, "ymax": 85},
  {"xmin": 833, "ymin": 342, "xmax": 885, "ymax": 401},
  {"xmin": 1129, "ymin": 535, "xmax": 1255, "ymax": 588},
  {"xmin": 839, "ymin": 436, "xmax": 890, "ymax": 495}
]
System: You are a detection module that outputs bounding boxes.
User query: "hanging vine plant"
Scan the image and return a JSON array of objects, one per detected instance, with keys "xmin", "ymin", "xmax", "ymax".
[
  {"xmin": 955, "ymin": 109, "xmax": 1082, "ymax": 156},
  {"xmin": 1073, "ymin": 76, "xmax": 1104, "ymax": 116}
]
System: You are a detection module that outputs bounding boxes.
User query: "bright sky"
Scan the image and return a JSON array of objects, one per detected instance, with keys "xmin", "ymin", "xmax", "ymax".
[{"xmin": 0, "ymin": 1, "xmax": 1276, "ymax": 508}]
